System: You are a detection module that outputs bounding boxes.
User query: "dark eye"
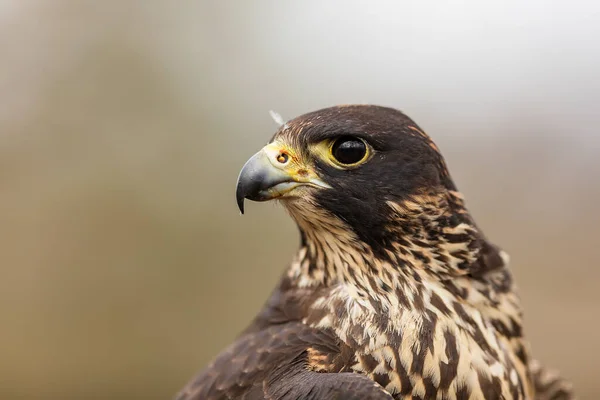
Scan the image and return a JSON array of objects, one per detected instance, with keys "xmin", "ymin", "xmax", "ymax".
[{"xmin": 331, "ymin": 136, "xmax": 368, "ymax": 165}]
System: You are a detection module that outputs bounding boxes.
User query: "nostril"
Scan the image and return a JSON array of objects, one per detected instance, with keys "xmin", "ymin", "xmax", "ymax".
[{"xmin": 276, "ymin": 153, "xmax": 289, "ymax": 164}]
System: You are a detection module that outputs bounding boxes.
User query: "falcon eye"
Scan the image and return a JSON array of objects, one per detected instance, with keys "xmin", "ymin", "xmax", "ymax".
[{"xmin": 331, "ymin": 136, "xmax": 368, "ymax": 166}]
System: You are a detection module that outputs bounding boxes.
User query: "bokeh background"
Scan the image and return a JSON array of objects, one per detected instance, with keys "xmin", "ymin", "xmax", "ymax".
[{"xmin": 1, "ymin": 1, "xmax": 599, "ymax": 399}]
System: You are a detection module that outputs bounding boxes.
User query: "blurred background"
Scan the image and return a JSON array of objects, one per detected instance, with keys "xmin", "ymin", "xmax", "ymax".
[{"xmin": 1, "ymin": 1, "xmax": 599, "ymax": 399}]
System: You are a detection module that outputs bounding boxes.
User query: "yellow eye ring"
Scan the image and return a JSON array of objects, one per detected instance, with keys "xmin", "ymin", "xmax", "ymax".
[{"xmin": 328, "ymin": 136, "xmax": 371, "ymax": 168}]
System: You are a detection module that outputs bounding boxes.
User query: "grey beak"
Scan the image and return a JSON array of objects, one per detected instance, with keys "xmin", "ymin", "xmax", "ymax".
[{"xmin": 235, "ymin": 150, "xmax": 296, "ymax": 214}]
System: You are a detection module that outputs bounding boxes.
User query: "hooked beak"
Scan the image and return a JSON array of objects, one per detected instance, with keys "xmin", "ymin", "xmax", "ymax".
[{"xmin": 235, "ymin": 143, "xmax": 330, "ymax": 214}]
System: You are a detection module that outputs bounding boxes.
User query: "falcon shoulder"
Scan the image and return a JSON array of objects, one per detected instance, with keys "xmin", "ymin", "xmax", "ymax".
[{"xmin": 175, "ymin": 279, "xmax": 393, "ymax": 400}]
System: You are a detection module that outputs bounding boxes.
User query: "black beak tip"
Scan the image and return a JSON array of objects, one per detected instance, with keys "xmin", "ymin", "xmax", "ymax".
[
  {"xmin": 237, "ymin": 197, "xmax": 245, "ymax": 215},
  {"xmin": 236, "ymin": 182, "xmax": 246, "ymax": 215}
]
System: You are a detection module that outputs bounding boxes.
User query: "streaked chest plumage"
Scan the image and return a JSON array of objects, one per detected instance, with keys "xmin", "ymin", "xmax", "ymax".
[
  {"xmin": 302, "ymin": 272, "xmax": 532, "ymax": 400},
  {"xmin": 286, "ymin": 192, "xmax": 534, "ymax": 399}
]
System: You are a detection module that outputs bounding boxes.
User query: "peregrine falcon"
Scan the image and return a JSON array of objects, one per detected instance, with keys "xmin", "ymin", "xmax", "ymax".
[{"xmin": 176, "ymin": 105, "xmax": 574, "ymax": 399}]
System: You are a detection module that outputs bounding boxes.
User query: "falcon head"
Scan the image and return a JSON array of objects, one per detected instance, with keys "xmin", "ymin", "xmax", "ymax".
[
  {"xmin": 238, "ymin": 107, "xmax": 455, "ymax": 233},
  {"xmin": 236, "ymin": 105, "xmax": 502, "ymax": 279}
]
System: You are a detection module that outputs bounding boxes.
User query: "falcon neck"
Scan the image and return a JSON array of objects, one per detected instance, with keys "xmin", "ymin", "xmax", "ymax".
[{"xmin": 285, "ymin": 191, "xmax": 486, "ymax": 291}]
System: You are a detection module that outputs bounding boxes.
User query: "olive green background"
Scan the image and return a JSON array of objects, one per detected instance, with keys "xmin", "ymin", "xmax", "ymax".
[{"xmin": 1, "ymin": 1, "xmax": 599, "ymax": 399}]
